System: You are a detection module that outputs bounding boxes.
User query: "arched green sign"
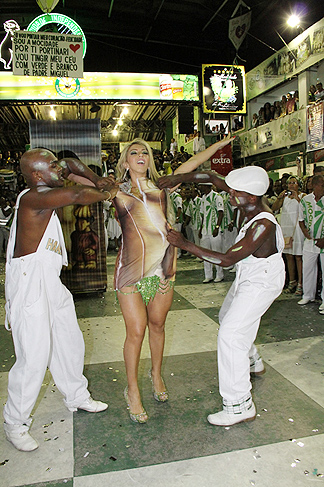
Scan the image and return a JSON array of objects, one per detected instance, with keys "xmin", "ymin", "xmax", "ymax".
[{"xmin": 27, "ymin": 13, "xmax": 87, "ymax": 57}]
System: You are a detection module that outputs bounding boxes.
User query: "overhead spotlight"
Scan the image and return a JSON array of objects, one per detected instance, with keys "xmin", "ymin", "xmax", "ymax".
[
  {"xmin": 287, "ymin": 15, "xmax": 300, "ymax": 28},
  {"xmin": 117, "ymin": 119, "xmax": 123, "ymax": 126},
  {"xmin": 112, "ymin": 128, "xmax": 118, "ymax": 136},
  {"xmin": 90, "ymin": 102, "xmax": 101, "ymax": 113},
  {"xmin": 122, "ymin": 107, "xmax": 129, "ymax": 115},
  {"xmin": 49, "ymin": 106, "xmax": 56, "ymax": 120}
]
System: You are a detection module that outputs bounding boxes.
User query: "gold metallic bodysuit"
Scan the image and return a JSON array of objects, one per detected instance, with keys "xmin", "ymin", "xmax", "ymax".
[{"xmin": 113, "ymin": 178, "xmax": 176, "ymax": 303}]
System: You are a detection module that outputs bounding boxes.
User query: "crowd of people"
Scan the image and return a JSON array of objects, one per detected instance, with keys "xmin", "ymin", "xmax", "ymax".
[
  {"xmin": 265, "ymin": 170, "xmax": 324, "ymax": 311},
  {"xmin": 251, "ymin": 91, "xmax": 299, "ymax": 129},
  {"xmin": 251, "ymin": 81, "xmax": 324, "ymax": 129}
]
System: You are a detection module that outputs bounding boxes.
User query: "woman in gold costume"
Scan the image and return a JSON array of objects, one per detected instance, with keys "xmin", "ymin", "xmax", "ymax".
[{"xmin": 113, "ymin": 137, "xmax": 232, "ymax": 423}]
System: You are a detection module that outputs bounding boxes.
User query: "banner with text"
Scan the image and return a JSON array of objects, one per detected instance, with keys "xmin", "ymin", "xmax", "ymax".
[
  {"xmin": 239, "ymin": 108, "xmax": 306, "ymax": 157},
  {"xmin": 307, "ymin": 102, "xmax": 324, "ymax": 152},
  {"xmin": 12, "ymin": 30, "xmax": 83, "ymax": 78},
  {"xmin": 210, "ymin": 142, "xmax": 233, "ymax": 176}
]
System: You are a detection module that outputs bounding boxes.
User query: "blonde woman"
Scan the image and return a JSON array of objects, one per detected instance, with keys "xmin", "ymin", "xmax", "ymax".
[{"xmin": 113, "ymin": 137, "xmax": 232, "ymax": 423}]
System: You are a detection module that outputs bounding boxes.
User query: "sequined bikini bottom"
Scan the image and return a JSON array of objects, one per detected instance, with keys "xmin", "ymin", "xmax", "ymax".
[{"xmin": 116, "ymin": 275, "xmax": 175, "ymax": 305}]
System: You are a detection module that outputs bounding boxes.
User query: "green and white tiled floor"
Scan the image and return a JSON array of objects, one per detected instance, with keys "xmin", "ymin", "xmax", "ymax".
[{"xmin": 0, "ymin": 254, "xmax": 324, "ymax": 487}]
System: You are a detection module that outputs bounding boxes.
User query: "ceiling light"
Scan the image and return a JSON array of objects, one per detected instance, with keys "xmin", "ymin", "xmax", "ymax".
[
  {"xmin": 287, "ymin": 15, "xmax": 300, "ymax": 28},
  {"xmin": 112, "ymin": 129, "xmax": 118, "ymax": 136},
  {"xmin": 117, "ymin": 119, "xmax": 123, "ymax": 126}
]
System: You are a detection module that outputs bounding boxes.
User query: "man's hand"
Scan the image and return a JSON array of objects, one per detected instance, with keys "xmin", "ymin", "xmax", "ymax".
[
  {"xmin": 95, "ymin": 175, "xmax": 115, "ymax": 190},
  {"xmin": 167, "ymin": 228, "xmax": 188, "ymax": 250},
  {"xmin": 315, "ymin": 237, "xmax": 324, "ymax": 249},
  {"xmin": 96, "ymin": 176, "xmax": 120, "ymax": 199},
  {"xmin": 158, "ymin": 174, "xmax": 184, "ymax": 189}
]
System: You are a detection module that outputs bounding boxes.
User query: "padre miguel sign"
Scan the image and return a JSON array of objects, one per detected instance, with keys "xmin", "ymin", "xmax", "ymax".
[{"xmin": 12, "ymin": 30, "xmax": 83, "ymax": 78}]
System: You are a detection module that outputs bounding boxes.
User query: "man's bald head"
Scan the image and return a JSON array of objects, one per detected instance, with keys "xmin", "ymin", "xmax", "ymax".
[{"xmin": 20, "ymin": 149, "xmax": 57, "ymax": 183}]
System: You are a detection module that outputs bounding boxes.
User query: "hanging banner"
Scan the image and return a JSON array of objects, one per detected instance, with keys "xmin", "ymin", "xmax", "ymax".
[
  {"xmin": 307, "ymin": 102, "xmax": 324, "ymax": 152},
  {"xmin": 240, "ymin": 108, "xmax": 306, "ymax": 157},
  {"xmin": 228, "ymin": 10, "xmax": 251, "ymax": 51},
  {"xmin": 12, "ymin": 30, "xmax": 83, "ymax": 78},
  {"xmin": 210, "ymin": 142, "xmax": 233, "ymax": 176},
  {"xmin": 0, "ymin": 71, "xmax": 199, "ymax": 100},
  {"xmin": 29, "ymin": 119, "xmax": 107, "ymax": 293},
  {"xmin": 36, "ymin": 0, "xmax": 60, "ymax": 13},
  {"xmin": 202, "ymin": 64, "xmax": 246, "ymax": 113}
]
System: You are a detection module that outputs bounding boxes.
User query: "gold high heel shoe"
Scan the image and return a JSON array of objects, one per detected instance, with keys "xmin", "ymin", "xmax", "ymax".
[
  {"xmin": 148, "ymin": 369, "xmax": 169, "ymax": 402},
  {"xmin": 123, "ymin": 387, "xmax": 148, "ymax": 424}
]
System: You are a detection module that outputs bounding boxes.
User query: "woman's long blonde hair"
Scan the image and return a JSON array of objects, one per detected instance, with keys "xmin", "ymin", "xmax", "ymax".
[{"xmin": 116, "ymin": 138, "xmax": 160, "ymax": 184}]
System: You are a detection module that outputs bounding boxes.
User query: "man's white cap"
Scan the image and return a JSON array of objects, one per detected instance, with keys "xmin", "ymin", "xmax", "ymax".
[{"xmin": 225, "ymin": 166, "xmax": 269, "ymax": 196}]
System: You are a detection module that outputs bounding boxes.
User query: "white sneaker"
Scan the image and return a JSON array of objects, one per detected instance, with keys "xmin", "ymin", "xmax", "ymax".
[
  {"xmin": 214, "ymin": 277, "xmax": 224, "ymax": 283},
  {"xmin": 4, "ymin": 423, "xmax": 39, "ymax": 452},
  {"xmin": 319, "ymin": 302, "xmax": 324, "ymax": 311},
  {"xmin": 250, "ymin": 357, "xmax": 265, "ymax": 376},
  {"xmin": 229, "ymin": 267, "xmax": 236, "ymax": 273},
  {"xmin": 207, "ymin": 403, "xmax": 256, "ymax": 426},
  {"xmin": 68, "ymin": 396, "xmax": 108, "ymax": 413},
  {"xmin": 298, "ymin": 298, "xmax": 315, "ymax": 305},
  {"xmin": 203, "ymin": 278, "xmax": 213, "ymax": 283}
]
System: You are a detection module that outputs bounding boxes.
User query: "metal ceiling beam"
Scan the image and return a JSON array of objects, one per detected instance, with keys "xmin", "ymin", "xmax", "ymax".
[{"xmin": 144, "ymin": 0, "xmax": 166, "ymax": 42}]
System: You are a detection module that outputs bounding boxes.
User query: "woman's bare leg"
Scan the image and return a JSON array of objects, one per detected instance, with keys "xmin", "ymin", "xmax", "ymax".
[
  {"xmin": 285, "ymin": 253, "xmax": 297, "ymax": 283},
  {"xmin": 118, "ymin": 289, "xmax": 148, "ymax": 417},
  {"xmin": 295, "ymin": 255, "xmax": 303, "ymax": 286},
  {"xmin": 147, "ymin": 288, "xmax": 174, "ymax": 393}
]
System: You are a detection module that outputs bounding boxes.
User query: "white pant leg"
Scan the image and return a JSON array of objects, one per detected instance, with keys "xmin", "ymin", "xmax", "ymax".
[
  {"xmin": 185, "ymin": 224, "xmax": 194, "ymax": 243},
  {"xmin": 200, "ymin": 235, "xmax": 213, "ymax": 279},
  {"xmin": 302, "ymin": 251, "xmax": 318, "ymax": 301},
  {"xmin": 4, "ymin": 259, "xmax": 52, "ymax": 425},
  {"xmin": 47, "ymin": 283, "xmax": 89, "ymax": 409},
  {"xmin": 320, "ymin": 253, "xmax": 324, "ymax": 302},
  {"xmin": 4, "ymin": 259, "xmax": 89, "ymax": 425},
  {"xmin": 217, "ymin": 279, "xmax": 282, "ymax": 402},
  {"xmin": 210, "ymin": 233, "xmax": 224, "ymax": 279},
  {"xmin": 174, "ymin": 222, "xmax": 182, "ymax": 257},
  {"xmin": 192, "ymin": 229, "xmax": 200, "ymax": 246},
  {"xmin": 222, "ymin": 229, "xmax": 237, "ymax": 253}
]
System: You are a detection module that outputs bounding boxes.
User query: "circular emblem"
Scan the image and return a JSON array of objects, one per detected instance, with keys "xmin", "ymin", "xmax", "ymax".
[
  {"xmin": 27, "ymin": 13, "xmax": 87, "ymax": 57},
  {"xmin": 55, "ymin": 77, "xmax": 80, "ymax": 98},
  {"xmin": 287, "ymin": 118, "xmax": 301, "ymax": 141}
]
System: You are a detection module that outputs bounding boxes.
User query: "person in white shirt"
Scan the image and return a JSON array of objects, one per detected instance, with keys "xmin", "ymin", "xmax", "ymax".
[
  {"xmin": 298, "ymin": 175, "xmax": 324, "ymax": 312},
  {"xmin": 170, "ymin": 138, "xmax": 178, "ymax": 156},
  {"xmin": 199, "ymin": 183, "xmax": 224, "ymax": 282},
  {"xmin": 193, "ymin": 131, "xmax": 206, "ymax": 154}
]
